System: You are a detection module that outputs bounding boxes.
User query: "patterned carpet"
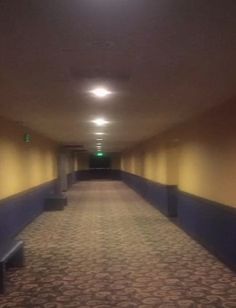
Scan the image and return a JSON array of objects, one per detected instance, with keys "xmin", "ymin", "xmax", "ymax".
[{"xmin": 0, "ymin": 181, "xmax": 236, "ymax": 308}]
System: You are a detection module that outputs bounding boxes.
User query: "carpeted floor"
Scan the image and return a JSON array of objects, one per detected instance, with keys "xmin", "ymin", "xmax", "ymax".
[{"xmin": 0, "ymin": 181, "xmax": 236, "ymax": 307}]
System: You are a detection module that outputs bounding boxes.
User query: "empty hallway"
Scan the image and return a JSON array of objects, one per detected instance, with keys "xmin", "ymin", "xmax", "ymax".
[
  {"xmin": 1, "ymin": 181, "xmax": 236, "ymax": 307},
  {"xmin": 1, "ymin": 1, "xmax": 236, "ymax": 306}
]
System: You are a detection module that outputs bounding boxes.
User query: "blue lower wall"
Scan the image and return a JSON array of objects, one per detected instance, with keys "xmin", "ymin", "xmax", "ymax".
[
  {"xmin": 0, "ymin": 180, "xmax": 57, "ymax": 243},
  {"xmin": 177, "ymin": 191, "xmax": 236, "ymax": 271},
  {"xmin": 120, "ymin": 171, "xmax": 236, "ymax": 271},
  {"xmin": 121, "ymin": 171, "xmax": 177, "ymax": 217}
]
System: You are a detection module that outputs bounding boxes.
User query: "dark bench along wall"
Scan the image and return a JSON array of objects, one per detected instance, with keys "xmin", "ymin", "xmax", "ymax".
[
  {"xmin": 0, "ymin": 180, "xmax": 57, "ymax": 243},
  {"xmin": 121, "ymin": 171, "xmax": 236, "ymax": 272}
]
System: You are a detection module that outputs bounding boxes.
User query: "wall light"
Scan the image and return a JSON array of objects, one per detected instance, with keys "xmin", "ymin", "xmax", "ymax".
[{"xmin": 90, "ymin": 87, "xmax": 111, "ymax": 98}]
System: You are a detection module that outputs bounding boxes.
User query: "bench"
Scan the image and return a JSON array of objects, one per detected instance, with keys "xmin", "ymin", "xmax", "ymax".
[
  {"xmin": 0, "ymin": 240, "xmax": 24, "ymax": 293},
  {"xmin": 44, "ymin": 193, "xmax": 67, "ymax": 211}
]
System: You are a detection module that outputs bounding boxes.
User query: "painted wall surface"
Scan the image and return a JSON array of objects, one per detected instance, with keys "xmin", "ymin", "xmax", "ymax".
[
  {"xmin": 65, "ymin": 151, "xmax": 78, "ymax": 174},
  {"xmin": 77, "ymin": 153, "xmax": 89, "ymax": 170},
  {"xmin": 121, "ymin": 139, "xmax": 169, "ymax": 184},
  {"xmin": 0, "ymin": 117, "xmax": 58, "ymax": 200},
  {"xmin": 111, "ymin": 153, "xmax": 121, "ymax": 170},
  {"xmin": 121, "ymin": 100, "xmax": 236, "ymax": 208}
]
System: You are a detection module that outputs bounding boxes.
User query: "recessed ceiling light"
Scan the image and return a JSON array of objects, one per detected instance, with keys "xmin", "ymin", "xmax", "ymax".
[
  {"xmin": 90, "ymin": 87, "xmax": 111, "ymax": 98},
  {"xmin": 92, "ymin": 118, "xmax": 109, "ymax": 126},
  {"xmin": 96, "ymin": 138, "xmax": 103, "ymax": 141},
  {"xmin": 96, "ymin": 143, "xmax": 102, "ymax": 145},
  {"xmin": 95, "ymin": 132, "xmax": 104, "ymax": 135}
]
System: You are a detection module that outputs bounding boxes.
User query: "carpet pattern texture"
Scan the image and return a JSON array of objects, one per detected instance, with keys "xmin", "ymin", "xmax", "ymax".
[{"xmin": 0, "ymin": 181, "xmax": 236, "ymax": 307}]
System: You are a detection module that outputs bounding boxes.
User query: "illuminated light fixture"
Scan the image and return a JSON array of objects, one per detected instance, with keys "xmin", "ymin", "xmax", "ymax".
[
  {"xmin": 96, "ymin": 138, "xmax": 103, "ymax": 141},
  {"xmin": 96, "ymin": 143, "xmax": 102, "ymax": 146},
  {"xmin": 96, "ymin": 152, "xmax": 104, "ymax": 157},
  {"xmin": 95, "ymin": 132, "xmax": 104, "ymax": 135},
  {"xmin": 92, "ymin": 118, "xmax": 109, "ymax": 126},
  {"xmin": 90, "ymin": 87, "xmax": 111, "ymax": 98}
]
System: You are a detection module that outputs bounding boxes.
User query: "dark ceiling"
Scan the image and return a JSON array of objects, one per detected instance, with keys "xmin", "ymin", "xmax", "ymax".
[{"xmin": 0, "ymin": 0, "xmax": 235, "ymax": 152}]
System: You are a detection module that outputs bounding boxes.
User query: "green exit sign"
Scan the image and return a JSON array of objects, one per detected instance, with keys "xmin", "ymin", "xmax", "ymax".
[
  {"xmin": 96, "ymin": 152, "xmax": 104, "ymax": 157},
  {"xmin": 24, "ymin": 133, "xmax": 32, "ymax": 143}
]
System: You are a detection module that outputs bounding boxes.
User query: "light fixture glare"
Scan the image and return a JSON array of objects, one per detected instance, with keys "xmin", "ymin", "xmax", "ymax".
[
  {"xmin": 90, "ymin": 87, "xmax": 111, "ymax": 98},
  {"xmin": 92, "ymin": 118, "xmax": 109, "ymax": 126}
]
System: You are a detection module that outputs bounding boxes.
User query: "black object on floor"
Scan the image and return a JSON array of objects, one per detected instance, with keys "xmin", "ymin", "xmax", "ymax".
[{"xmin": 44, "ymin": 194, "xmax": 67, "ymax": 211}]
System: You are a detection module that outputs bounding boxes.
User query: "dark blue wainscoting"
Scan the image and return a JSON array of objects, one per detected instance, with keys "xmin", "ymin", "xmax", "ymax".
[
  {"xmin": 76, "ymin": 169, "xmax": 121, "ymax": 181},
  {"xmin": 120, "ymin": 171, "xmax": 236, "ymax": 271},
  {"xmin": 177, "ymin": 192, "xmax": 236, "ymax": 271},
  {"xmin": 0, "ymin": 180, "xmax": 57, "ymax": 243},
  {"xmin": 121, "ymin": 171, "xmax": 177, "ymax": 217}
]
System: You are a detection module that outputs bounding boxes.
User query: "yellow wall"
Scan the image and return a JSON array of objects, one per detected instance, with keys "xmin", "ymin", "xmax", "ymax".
[
  {"xmin": 65, "ymin": 151, "xmax": 78, "ymax": 174},
  {"xmin": 77, "ymin": 152, "xmax": 89, "ymax": 170},
  {"xmin": 121, "ymin": 100, "xmax": 236, "ymax": 208},
  {"xmin": 0, "ymin": 117, "xmax": 58, "ymax": 200},
  {"xmin": 121, "ymin": 138, "xmax": 169, "ymax": 184},
  {"xmin": 111, "ymin": 153, "xmax": 121, "ymax": 169}
]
